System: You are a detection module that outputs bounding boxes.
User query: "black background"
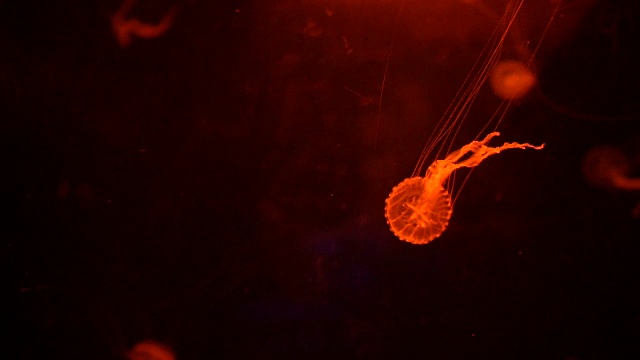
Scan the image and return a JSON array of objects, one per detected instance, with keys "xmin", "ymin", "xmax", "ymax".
[{"xmin": 2, "ymin": 0, "xmax": 640, "ymax": 359}]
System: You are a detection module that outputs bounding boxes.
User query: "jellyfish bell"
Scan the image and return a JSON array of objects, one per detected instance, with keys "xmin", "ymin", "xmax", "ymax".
[
  {"xmin": 128, "ymin": 340, "xmax": 175, "ymax": 360},
  {"xmin": 385, "ymin": 177, "xmax": 452, "ymax": 244},
  {"xmin": 490, "ymin": 60, "xmax": 537, "ymax": 100}
]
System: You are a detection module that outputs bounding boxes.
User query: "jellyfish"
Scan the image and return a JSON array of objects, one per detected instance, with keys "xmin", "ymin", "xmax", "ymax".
[
  {"xmin": 385, "ymin": 132, "xmax": 543, "ymax": 244},
  {"xmin": 490, "ymin": 60, "xmax": 537, "ymax": 100},
  {"xmin": 583, "ymin": 145, "xmax": 640, "ymax": 191},
  {"xmin": 112, "ymin": 0, "xmax": 180, "ymax": 48},
  {"xmin": 582, "ymin": 144, "xmax": 640, "ymax": 218},
  {"xmin": 384, "ymin": 0, "xmax": 557, "ymax": 244}
]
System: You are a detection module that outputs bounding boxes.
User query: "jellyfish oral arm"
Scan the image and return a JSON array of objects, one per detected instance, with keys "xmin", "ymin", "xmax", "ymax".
[
  {"xmin": 426, "ymin": 132, "xmax": 544, "ymax": 185},
  {"xmin": 405, "ymin": 202, "xmax": 434, "ymax": 227}
]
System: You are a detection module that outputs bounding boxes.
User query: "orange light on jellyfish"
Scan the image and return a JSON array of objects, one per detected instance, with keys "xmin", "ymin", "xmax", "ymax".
[{"xmin": 384, "ymin": 0, "xmax": 559, "ymax": 244}]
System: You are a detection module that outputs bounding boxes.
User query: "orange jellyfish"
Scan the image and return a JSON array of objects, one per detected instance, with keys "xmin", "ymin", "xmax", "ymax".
[
  {"xmin": 582, "ymin": 144, "xmax": 640, "ymax": 218},
  {"xmin": 385, "ymin": 132, "xmax": 543, "ymax": 244},
  {"xmin": 490, "ymin": 60, "xmax": 537, "ymax": 100},
  {"xmin": 384, "ymin": 0, "xmax": 556, "ymax": 244},
  {"xmin": 583, "ymin": 145, "xmax": 640, "ymax": 191}
]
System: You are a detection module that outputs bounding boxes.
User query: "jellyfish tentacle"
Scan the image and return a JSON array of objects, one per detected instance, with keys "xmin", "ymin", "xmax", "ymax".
[{"xmin": 426, "ymin": 132, "xmax": 544, "ymax": 186}]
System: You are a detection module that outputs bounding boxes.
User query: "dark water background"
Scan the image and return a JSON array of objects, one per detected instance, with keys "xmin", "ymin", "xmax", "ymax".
[{"xmin": 2, "ymin": 0, "xmax": 640, "ymax": 358}]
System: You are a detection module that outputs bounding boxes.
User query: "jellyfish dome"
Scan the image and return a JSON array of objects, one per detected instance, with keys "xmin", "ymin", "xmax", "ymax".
[
  {"xmin": 128, "ymin": 341, "xmax": 175, "ymax": 360},
  {"xmin": 490, "ymin": 60, "xmax": 537, "ymax": 100},
  {"xmin": 385, "ymin": 176, "xmax": 453, "ymax": 244}
]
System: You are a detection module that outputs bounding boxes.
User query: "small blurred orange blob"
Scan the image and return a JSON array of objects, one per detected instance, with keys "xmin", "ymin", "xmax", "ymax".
[
  {"xmin": 583, "ymin": 145, "xmax": 640, "ymax": 191},
  {"xmin": 489, "ymin": 60, "xmax": 536, "ymax": 100},
  {"xmin": 128, "ymin": 341, "xmax": 176, "ymax": 360}
]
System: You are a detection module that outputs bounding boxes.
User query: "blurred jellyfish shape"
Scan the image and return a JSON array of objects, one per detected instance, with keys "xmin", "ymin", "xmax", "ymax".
[
  {"xmin": 583, "ymin": 145, "xmax": 640, "ymax": 191},
  {"xmin": 128, "ymin": 341, "xmax": 175, "ymax": 360},
  {"xmin": 112, "ymin": 0, "xmax": 180, "ymax": 48},
  {"xmin": 490, "ymin": 60, "xmax": 537, "ymax": 100}
]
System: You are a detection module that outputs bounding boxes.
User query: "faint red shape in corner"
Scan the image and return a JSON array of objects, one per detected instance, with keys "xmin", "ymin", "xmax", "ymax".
[{"xmin": 111, "ymin": 0, "xmax": 180, "ymax": 48}]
